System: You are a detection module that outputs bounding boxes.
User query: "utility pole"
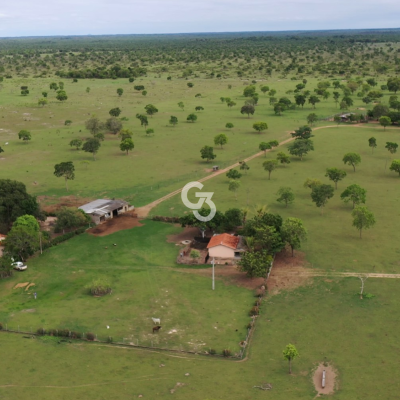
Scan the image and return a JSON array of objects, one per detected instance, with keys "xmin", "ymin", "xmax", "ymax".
[{"xmin": 212, "ymin": 257, "xmax": 215, "ymax": 290}]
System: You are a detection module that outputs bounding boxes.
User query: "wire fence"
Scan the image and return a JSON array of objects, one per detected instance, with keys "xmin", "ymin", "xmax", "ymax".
[{"xmin": 0, "ymin": 260, "xmax": 274, "ymax": 361}]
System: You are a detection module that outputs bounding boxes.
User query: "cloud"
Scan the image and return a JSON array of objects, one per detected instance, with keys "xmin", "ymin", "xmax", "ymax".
[{"xmin": 0, "ymin": 0, "xmax": 399, "ymax": 36}]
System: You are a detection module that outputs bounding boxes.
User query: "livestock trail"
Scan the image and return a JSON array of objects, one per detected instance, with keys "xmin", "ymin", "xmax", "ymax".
[{"xmin": 135, "ymin": 124, "xmax": 367, "ymax": 218}]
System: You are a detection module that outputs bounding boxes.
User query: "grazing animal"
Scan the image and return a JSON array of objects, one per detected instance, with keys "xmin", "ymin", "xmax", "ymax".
[
  {"xmin": 152, "ymin": 325, "xmax": 162, "ymax": 333},
  {"xmin": 152, "ymin": 317, "xmax": 161, "ymax": 325}
]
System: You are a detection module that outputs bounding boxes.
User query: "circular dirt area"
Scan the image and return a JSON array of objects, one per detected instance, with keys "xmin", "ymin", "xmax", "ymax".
[
  {"xmin": 313, "ymin": 363, "xmax": 338, "ymax": 396},
  {"xmin": 87, "ymin": 212, "xmax": 143, "ymax": 236}
]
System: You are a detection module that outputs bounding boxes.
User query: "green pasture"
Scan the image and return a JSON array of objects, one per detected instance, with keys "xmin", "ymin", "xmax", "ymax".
[
  {"xmin": 0, "ymin": 76, "xmax": 391, "ymax": 206},
  {"xmin": 1, "ymin": 277, "xmax": 399, "ymax": 400},
  {"xmin": 153, "ymin": 125, "xmax": 400, "ymax": 273},
  {"xmin": 0, "ymin": 221, "xmax": 253, "ymax": 352}
]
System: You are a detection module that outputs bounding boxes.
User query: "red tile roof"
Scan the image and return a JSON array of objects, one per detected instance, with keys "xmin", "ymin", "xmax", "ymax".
[{"xmin": 207, "ymin": 233, "xmax": 240, "ymax": 250}]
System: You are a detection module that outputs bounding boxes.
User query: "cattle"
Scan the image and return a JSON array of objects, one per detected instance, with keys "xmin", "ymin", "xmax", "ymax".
[{"xmin": 152, "ymin": 325, "xmax": 162, "ymax": 333}]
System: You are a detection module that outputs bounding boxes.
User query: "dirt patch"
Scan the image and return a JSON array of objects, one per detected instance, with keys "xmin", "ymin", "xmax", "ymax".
[
  {"xmin": 313, "ymin": 363, "xmax": 338, "ymax": 396},
  {"xmin": 38, "ymin": 195, "xmax": 94, "ymax": 214},
  {"xmin": 167, "ymin": 226, "xmax": 199, "ymax": 243},
  {"xmin": 25, "ymin": 283, "xmax": 35, "ymax": 291},
  {"xmin": 13, "ymin": 282, "xmax": 29, "ymax": 289},
  {"xmin": 39, "ymin": 217, "xmax": 57, "ymax": 232},
  {"xmin": 87, "ymin": 212, "xmax": 143, "ymax": 237},
  {"xmin": 21, "ymin": 309, "xmax": 36, "ymax": 313},
  {"xmin": 267, "ymin": 249, "xmax": 312, "ymax": 295}
]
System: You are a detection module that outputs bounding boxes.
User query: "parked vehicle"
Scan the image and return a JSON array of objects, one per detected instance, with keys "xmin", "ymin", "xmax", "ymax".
[{"xmin": 12, "ymin": 261, "xmax": 27, "ymax": 271}]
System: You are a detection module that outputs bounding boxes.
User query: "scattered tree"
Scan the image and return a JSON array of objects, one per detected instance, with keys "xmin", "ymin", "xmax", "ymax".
[
  {"xmin": 82, "ymin": 138, "xmax": 101, "ymax": 160},
  {"xmin": 178, "ymin": 101, "xmax": 184, "ymax": 110},
  {"xmin": 228, "ymin": 179, "xmax": 241, "ymax": 200},
  {"xmin": 352, "ymin": 206, "xmax": 376, "ymax": 238},
  {"xmin": 259, "ymin": 142, "xmax": 272, "ymax": 157},
  {"xmin": 69, "ymin": 139, "xmax": 82, "ymax": 150},
  {"xmin": 385, "ymin": 142, "xmax": 398, "ymax": 155},
  {"xmin": 226, "ymin": 169, "xmax": 242, "ymax": 180},
  {"xmin": 54, "ymin": 161, "xmax": 75, "ymax": 191},
  {"xmin": 169, "ymin": 115, "xmax": 178, "ymax": 126},
  {"xmin": 308, "ymin": 95, "xmax": 320, "ymax": 108},
  {"xmin": 325, "ymin": 168, "xmax": 347, "ymax": 189},
  {"xmin": 200, "ymin": 145, "xmax": 216, "ymax": 162},
  {"xmin": 283, "ymin": 344, "xmax": 299, "ymax": 374},
  {"xmin": 38, "ymin": 98, "xmax": 48, "ymax": 107},
  {"xmin": 379, "ymin": 116, "xmax": 392, "ymax": 130},
  {"xmin": 145, "ymin": 104, "xmax": 158, "ymax": 117},
  {"xmin": 225, "ymin": 122, "xmax": 234, "ymax": 129},
  {"xmin": 105, "ymin": 117, "xmax": 123, "ymax": 134},
  {"xmin": 311, "ymin": 184, "xmax": 334, "ymax": 213},
  {"xmin": 214, "ymin": 133, "xmax": 228, "ymax": 149},
  {"xmin": 239, "ymin": 161, "xmax": 250, "ymax": 174},
  {"xmin": 343, "ymin": 153, "xmax": 361, "ymax": 172},
  {"xmin": 120, "ymin": 138, "xmax": 135, "ymax": 155},
  {"xmin": 85, "ymin": 116, "xmax": 104, "ymax": 136},
  {"xmin": 18, "ymin": 130, "xmax": 31, "ymax": 143},
  {"xmin": 109, "ymin": 107, "xmax": 121, "ymax": 117},
  {"xmin": 340, "ymin": 184, "xmax": 367, "ymax": 208},
  {"xmin": 241, "ymin": 104, "xmax": 255, "ymax": 118},
  {"xmin": 146, "ymin": 128, "xmax": 154, "ymax": 136},
  {"xmin": 56, "ymin": 90, "xmax": 68, "ymax": 102},
  {"xmin": 368, "ymin": 137, "xmax": 377, "ymax": 154},
  {"xmin": 187, "ymin": 113, "xmax": 197, "ymax": 123},
  {"xmin": 303, "ymin": 178, "xmax": 322, "ymax": 189},
  {"xmin": 389, "ymin": 160, "xmax": 400, "ymax": 176},
  {"xmin": 238, "ymin": 250, "xmax": 272, "ymax": 278},
  {"xmin": 307, "ymin": 113, "xmax": 318, "ymax": 126},
  {"xmin": 291, "ymin": 125, "xmax": 313, "ymax": 140},
  {"xmin": 253, "ymin": 122, "xmax": 268, "ymax": 133},
  {"xmin": 277, "ymin": 152, "xmax": 291, "ymax": 166},
  {"xmin": 276, "ymin": 187, "xmax": 295, "ymax": 207},
  {"xmin": 263, "ymin": 160, "xmax": 278, "ymax": 180},
  {"xmin": 288, "ymin": 139, "xmax": 314, "ymax": 160},
  {"xmin": 117, "ymin": 88, "xmax": 123, "ymax": 97}
]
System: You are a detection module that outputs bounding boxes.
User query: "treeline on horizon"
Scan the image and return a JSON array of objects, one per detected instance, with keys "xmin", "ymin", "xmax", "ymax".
[{"xmin": 0, "ymin": 29, "xmax": 400, "ymax": 79}]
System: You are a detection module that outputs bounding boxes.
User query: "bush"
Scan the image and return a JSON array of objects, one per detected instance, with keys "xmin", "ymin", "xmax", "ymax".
[
  {"xmin": 209, "ymin": 348, "xmax": 216, "ymax": 355},
  {"xmin": 86, "ymin": 278, "xmax": 112, "ymax": 296},
  {"xmin": 86, "ymin": 332, "xmax": 95, "ymax": 341},
  {"xmin": 249, "ymin": 306, "xmax": 259, "ymax": 316},
  {"xmin": 246, "ymin": 322, "xmax": 253, "ymax": 329},
  {"xmin": 64, "ymin": 120, "xmax": 72, "ymax": 125},
  {"xmin": 36, "ymin": 328, "xmax": 46, "ymax": 336},
  {"xmin": 0, "ymin": 323, "xmax": 3, "ymax": 330},
  {"xmin": 222, "ymin": 349, "xmax": 232, "ymax": 357}
]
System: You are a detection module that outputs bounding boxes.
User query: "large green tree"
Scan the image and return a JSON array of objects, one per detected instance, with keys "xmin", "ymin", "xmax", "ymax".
[
  {"xmin": 263, "ymin": 160, "xmax": 278, "ymax": 180},
  {"xmin": 145, "ymin": 104, "xmax": 158, "ymax": 117},
  {"xmin": 120, "ymin": 138, "xmax": 135, "ymax": 155},
  {"xmin": 55, "ymin": 207, "xmax": 90, "ymax": 233},
  {"xmin": 253, "ymin": 122, "xmax": 268, "ymax": 133},
  {"xmin": 389, "ymin": 160, "xmax": 400, "ymax": 176},
  {"xmin": 0, "ymin": 179, "xmax": 41, "ymax": 229},
  {"xmin": 54, "ymin": 161, "xmax": 75, "ymax": 191},
  {"xmin": 241, "ymin": 104, "xmax": 255, "ymax": 118},
  {"xmin": 4, "ymin": 224, "xmax": 39, "ymax": 261},
  {"xmin": 276, "ymin": 187, "xmax": 295, "ymax": 207},
  {"xmin": 18, "ymin": 130, "xmax": 31, "ymax": 143}
]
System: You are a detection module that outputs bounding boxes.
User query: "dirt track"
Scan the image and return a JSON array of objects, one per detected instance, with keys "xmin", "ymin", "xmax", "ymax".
[
  {"xmin": 135, "ymin": 124, "xmax": 369, "ymax": 218},
  {"xmin": 87, "ymin": 212, "xmax": 143, "ymax": 236}
]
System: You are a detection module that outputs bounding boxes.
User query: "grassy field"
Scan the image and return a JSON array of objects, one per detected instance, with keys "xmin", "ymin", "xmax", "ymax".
[
  {"xmin": 153, "ymin": 124, "xmax": 400, "ymax": 273},
  {"xmin": 0, "ymin": 220, "xmax": 254, "ymax": 352},
  {"xmin": 1, "ymin": 276, "xmax": 399, "ymax": 400},
  {"xmin": 0, "ymin": 76, "xmax": 392, "ymax": 206}
]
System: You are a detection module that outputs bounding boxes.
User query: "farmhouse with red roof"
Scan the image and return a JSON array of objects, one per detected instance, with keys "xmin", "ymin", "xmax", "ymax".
[{"xmin": 207, "ymin": 233, "xmax": 246, "ymax": 260}]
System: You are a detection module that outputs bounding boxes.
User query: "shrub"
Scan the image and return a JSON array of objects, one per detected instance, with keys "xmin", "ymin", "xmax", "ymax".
[
  {"xmin": 222, "ymin": 349, "xmax": 232, "ymax": 357},
  {"xmin": 86, "ymin": 332, "xmax": 95, "ymax": 341},
  {"xmin": 36, "ymin": 328, "xmax": 46, "ymax": 336},
  {"xmin": 209, "ymin": 348, "xmax": 216, "ymax": 355},
  {"xmin": 0, "ymin": 323, "xmax": 3, "ymax": 330},
  {"xmin": 64, "ymin": 120, "xmax": 72, "ymax": 126},
  {"xmin": 86, "ymin": 278, "xmax": 112, "ymax": 296},
  {"xmin": 71, "ymin": 331, "xmax": 82, "ymax": 339},
  {"xmin": 249, "ymin": 306, "xmax": 259, "ymax": 316}
]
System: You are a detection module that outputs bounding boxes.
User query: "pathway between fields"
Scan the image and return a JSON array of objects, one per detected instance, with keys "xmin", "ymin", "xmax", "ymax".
[
  {"xmin": 135, "ymin": 124, "xmax": 365, "ymax": 217},
  {"xmin": 272, "ymin": 270, "xmax": 400, "ymax": 279}
]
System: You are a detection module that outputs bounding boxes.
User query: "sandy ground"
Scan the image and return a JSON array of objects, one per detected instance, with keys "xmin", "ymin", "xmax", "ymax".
[
  {"xmin": 87, "ymin": 212, "xmax": 143, "ymax": 236},
  {"xmin": 166, "ymin": 226, "xmax": 200, "ymax": 243},
  {"xmin": 38, "ymin": 195, "xmax": 94, "ymax": 214},
  {"xmin": 313, "ymin": 363, "xmax": 337, "ymax": 396}
]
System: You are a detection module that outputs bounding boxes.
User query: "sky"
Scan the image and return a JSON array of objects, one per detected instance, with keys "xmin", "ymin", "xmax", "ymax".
[{"xmin": 0, "ymin": 0, "xmax": 399, "ymax": 37}]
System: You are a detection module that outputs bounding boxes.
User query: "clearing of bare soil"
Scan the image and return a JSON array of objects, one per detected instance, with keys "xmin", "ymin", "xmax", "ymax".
[
  {"xmin": 267, "ymin": 249, "xmax": 313, "ymax": 295},
  {"xmin": 38, "ymin": 195, "xmax": 94, "ymax": 214},
  {"xmin": 313, "ymin": 363, "xmax": 338, "ymax": 397},
  {"xmin": 87, "ymin": 212, "xmax": 143, "ymax": 237},
  {"xmin": 166, "ymin": 226, "xmax": 200, "ymax": 243},
  {"xmin": 175, "ymin": 248, "xmax": 312, "ymax": 291}
]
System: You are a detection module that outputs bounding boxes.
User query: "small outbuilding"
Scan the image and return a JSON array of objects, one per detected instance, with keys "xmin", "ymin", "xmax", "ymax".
[
  {"xmin": 207, "ymin": 233, "xmax": 246, "ymax": 260},
  {"xmin": 78, "ymin": 199, "xmax": 132, "ymax": 225}
]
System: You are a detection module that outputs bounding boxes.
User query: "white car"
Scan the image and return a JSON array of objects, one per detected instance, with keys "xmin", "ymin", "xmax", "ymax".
[{"xmin": 12, "ymin": 261, "xmax": 27, "ymax": 271}]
